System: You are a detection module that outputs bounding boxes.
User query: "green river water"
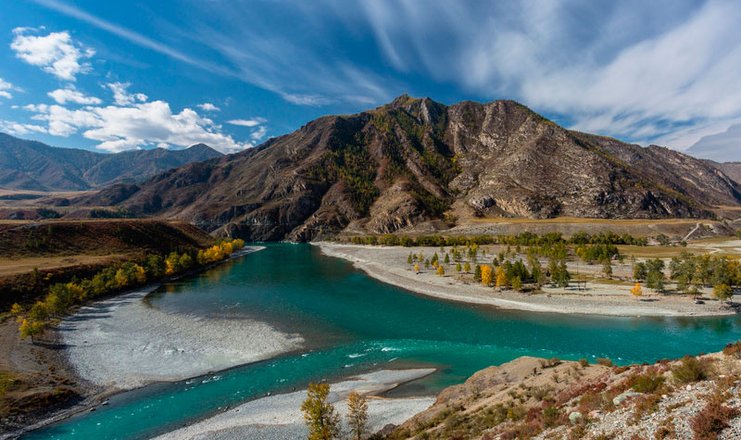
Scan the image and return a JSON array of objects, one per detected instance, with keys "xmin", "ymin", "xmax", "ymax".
[{"xmin": 23, "ymin": 244, "xmax": 740, "ymax": 439}]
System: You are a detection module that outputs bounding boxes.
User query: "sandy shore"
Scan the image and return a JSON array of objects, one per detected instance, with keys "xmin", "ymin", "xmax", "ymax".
[
  {"xmin": 316, "ymin": 243, "xmax": 739, "ymax": 317},
  {"xmin": 60, "ymin": 246, "xmax": 303, "ymax": 390},
  {"xmin": 154, "ymin": 369, "xmax": 436, "ymax": 440}
]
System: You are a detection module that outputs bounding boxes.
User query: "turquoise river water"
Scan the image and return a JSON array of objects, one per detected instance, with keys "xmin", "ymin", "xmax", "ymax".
[{"xmin": 24, "ymin": 244, "xmax": 740, "ymax": 439}]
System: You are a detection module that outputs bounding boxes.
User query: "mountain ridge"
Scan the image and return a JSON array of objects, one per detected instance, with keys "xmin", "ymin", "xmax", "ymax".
[
  {"xmin": 65, "ymin": 96, "xmax": 741, "ymax": 240},
  {"xmin": 0, "ymin": 133, "xmax": 223, "ymax": 191}
]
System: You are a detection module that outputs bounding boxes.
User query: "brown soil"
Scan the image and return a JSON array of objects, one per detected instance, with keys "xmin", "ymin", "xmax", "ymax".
[{"xmin": 0, "ymin": 318, "xmax": 97, "ymax": 435}]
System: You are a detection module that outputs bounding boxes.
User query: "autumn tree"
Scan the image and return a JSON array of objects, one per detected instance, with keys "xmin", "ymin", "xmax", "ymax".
[
  {"xmin": 630, "ymin": 282, "xmax": 643, "ymax": 298},
  {"xmin": 346, "ymin": 391, "xmax": 368, "ymax": 440},
  {"xmin": 413, "ymin": 263, "xmax": 420, "ymax": 274},
  {"xmin": 301, "ymin": 383, "xmax": 340, "ymax": 440},
  {"xmin": 480, "ymin": 265, "xmax": 493, "ymax": 286},
  {"xmin": 714, "ymin": 284, "xmax": 733, "ymax": 302},
  {"xmin": 463, "ymin": 262, "xmax": 471, "ymax": 273},
  {"xmin": 437, "ymin": 265, "xmax": 445, "ymax": 276},
  {"xmin": 495, "ymin": 266, "xmax": 508, "ymax": 289}
]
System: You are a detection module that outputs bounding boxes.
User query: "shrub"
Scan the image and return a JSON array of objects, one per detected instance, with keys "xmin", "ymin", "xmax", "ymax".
[
  {"xmin": 630, "ymin": 370, "xmax": 665, "ymax": 393},
  {"xmin": 578, "ymin": 358, "xmax": 589, "ymax": 368},
  {"xmin": 690, "ymin": 391, "xmax": 739, "ymax": 440},
  {"xmin": 596, "ymin": 358, "xmax": 613, "ymax": 367},
  {"xmin": 671, "ymin": 356, "xmax": 711, "ymax": 384},
  {"xmin": 722, "ymin": 341, "xmax": 741, "ymax": 359}
]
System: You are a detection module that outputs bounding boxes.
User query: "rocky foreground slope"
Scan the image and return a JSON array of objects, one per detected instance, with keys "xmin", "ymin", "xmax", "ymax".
[
  {"xmin": 379, "ymin": 343, "xmax": 741, "ymax": 440},
  {"xmin": 81, "ymin": 96, "xmax": 741, "ymax": 241}
]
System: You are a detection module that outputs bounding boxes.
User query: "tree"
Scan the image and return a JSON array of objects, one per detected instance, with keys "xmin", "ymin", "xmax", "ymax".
[
  {"xmin": 495, "ymin": 266, "xmax": 508, "ymax": 289},
  {"xmin": 346, "ymin": 391, "xmax": 368, "ymax": 440},
  {"xmin": 456, "ymin": 262, "xmax": 462, "ymax": 272},
  {"xmin": 436, "ymin": 265, "xmax": 445, "ymax": 276},
  {"xmin": 10, "ymin": 303, "xmax": 24, "ymax": 322},
  {"xmin": 463, "ymin": 262, "xmax": 471, "ymax": 273},
  {"xmin": 301, "ymin": 383, "xmax": 340, "ymax": 440},
  {"xmin": 474, "ymin": 264, "xmax": 482, "ymax": 282},
  {"xmin": 413, "ymin": 263, "xmax": 420, "ymax": 274},
  {"xmin": 511, "ymin": 276, "xmax": 523, "ymax": 292},
  {"xmin": 602, "ymin": 259, "xmax": 613, "ymax": 278},
  {"xmin": 19, "ymin": 318, "xmax": 45, "ymax": 343},
  {"xmin": 480, "ymin": 265, "xmax": 493, "ymax": 286},
  {"xmin": 444, "ymin": 253, "xmax": 450, "ymax": 264},
  {"xmin": 713, "ymin": 284, "xmax": 733, "ymax": 302},
  {"xmin": 407, "ymin": 253, "xmax": 413, "ymax": 265},
  {"xmin": 630, "ymin": 282, "xmax": 643, "ymax": 298},
  {"xmin": 633, "ymin": 262, "xmax": 647, "ymax": 281}
]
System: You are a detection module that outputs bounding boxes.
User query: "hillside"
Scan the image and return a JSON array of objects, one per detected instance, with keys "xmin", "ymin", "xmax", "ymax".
[
  {"xmin": 80, "ymin": 96, "xmax": 741, "ymax": 241},
  {"xmin": 0, "ymin": 219, "xmax": 214, "ymax": 308},
  {"xmin": 381, "ymin": 345, "xmax": 741, "ymax": 439},
  {"xmin": 705, "ymin": 161, "xmax": 741, "ymax": 186},
  {"xmin": 0, "ymin": 133, "xmax": 222, "ymax": 191}
]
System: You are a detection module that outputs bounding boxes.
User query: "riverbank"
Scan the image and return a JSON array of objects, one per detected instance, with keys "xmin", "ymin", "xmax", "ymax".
[
  {"xmin": 1, "ymin": 245, "xmax": 301, "ymax": 437},
  {"xmin": 154, "ymin": 368, "xmax": 436, "ymax": 440},
  {"xmin": 316, "ymin": 243, "xmax": 738, "ymax": 317}
]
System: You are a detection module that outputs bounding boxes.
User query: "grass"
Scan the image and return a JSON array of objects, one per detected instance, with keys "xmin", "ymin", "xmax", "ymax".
[
  {"xmin": 671, "ymin": 356, "xmax": 713, "ymax": 384},
  {"xmin": 467, "ymin": 217, "xmax": 706, "ymax": 226},
  {"xmin": 0, "ymin": 371, "xmax": 19, "ymax": 397}
]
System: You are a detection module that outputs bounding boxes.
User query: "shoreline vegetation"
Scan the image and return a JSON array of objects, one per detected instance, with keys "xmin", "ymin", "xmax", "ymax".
[
  {"xmin": 8, "ymin": 238, "xmax": 247, "ymax": 342},
  {"xmin": 0, "ymin": 239, "xmax": 261, "ymax": 435},
  {"xmin": 316, "ymin": 232, "xmax": 740, "ymax": 317}
]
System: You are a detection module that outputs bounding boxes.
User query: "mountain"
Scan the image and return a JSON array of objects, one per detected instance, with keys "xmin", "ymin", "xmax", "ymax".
[
  {"xmin": 704, "ymin": 160, "xmax": 741, "ymax": 185},
  {"xmin": 0, "ymin": 133, "xmax": 223, "ymax": 191},
  {"xmin": 83, "ymin": 96, "xmax": 741, "ymax": 241}
]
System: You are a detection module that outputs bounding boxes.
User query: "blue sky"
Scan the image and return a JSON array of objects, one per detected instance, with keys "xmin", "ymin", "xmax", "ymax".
[{"xmin": 0, "ymin": 0, "xmax": 739, "ymax": 160}]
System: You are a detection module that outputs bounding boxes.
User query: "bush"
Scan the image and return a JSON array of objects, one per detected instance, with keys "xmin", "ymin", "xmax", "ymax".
[
  {"xmin": 671, "ymin": 356, "xmax": 711, "ymax": 384},
  {"xmin": 690, "ymin": 391, "xmax": 739, "ymax": 440},
  {"xmin": 596, "ymin": 358, "xmax": 613, "ymax": 367},
  {"xmin": 722, "ymin": 341, "xmax": 741, "ymax": 359},
  {"xmin": 630, "ymin": 370, "xmax": 665, "ymax": 393},
  {"xmin": 578, "ymin": 358, "xmax": 589, "ymax": 368}
]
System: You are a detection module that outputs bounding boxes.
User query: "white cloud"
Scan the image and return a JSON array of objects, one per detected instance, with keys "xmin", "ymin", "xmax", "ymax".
[
  {"xmin": 10, "ymin": 28, "xmax": 94, "ymax": 81},
  {"xmin": 250, "ymin": 125, "xmax": 267, "ymax": 141},
  {"xmin": 0, "ymin": 78, "xmax": 15, "ymax": 99},
  {"xmin": 22, "ymin": 100, "xmax": 250, "ymax": 153},
  {"xmin": 197, "ymin": 102, "xmax": 220, "ymax": 112},
  {"xmin": 227, "ymin": 117, "xmax": 266, "ymax": 127},
  {"xmin": 0, "ymin": 120, "xmax": 47, "ymax": 136},
  {"xmin": 106, "ymin": 82, "xmax": 147, "ymax": 106},
  {"xmin": 48, "ymin": 87, "xmax": 101, "ymax": 105}
]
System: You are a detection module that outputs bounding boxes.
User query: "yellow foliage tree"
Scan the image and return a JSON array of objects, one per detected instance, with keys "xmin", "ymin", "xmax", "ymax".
[
  {"xmin": 630, "ymin": 282, "xmax": 643, "ymax": 298},
  {"xmin": 481, "ymin": 265, "xmax": 493, "ymax": 286},
  {"xmin": 495, "ymin": 266, "xmax": 508, "ymax": 289},
  {"xmin": 437, "ymin": 265, "xmax": 445, "ymax": 276},
  {"xmin": 413, "ymin": 263, "xmax": 420, "ymax": 273}
]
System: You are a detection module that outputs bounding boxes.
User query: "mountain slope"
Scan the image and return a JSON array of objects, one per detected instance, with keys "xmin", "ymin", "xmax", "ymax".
[
  {"xmin": 0, "ymin": 133, "xmax": 222, "ymax": 191},
  {"xmin": 704, "ymin": 160, "xmax": 741, "ymax": 185},
  {"xmin": 87, "ymin": 96, "xmax": 741, "ymax": 241}
]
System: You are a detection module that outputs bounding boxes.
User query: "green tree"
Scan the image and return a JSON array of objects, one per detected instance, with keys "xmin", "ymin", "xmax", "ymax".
[
  {"xmin": 444, "ymin": 253, "xmax": 450, "ymax": 264},
  {"xmin": 301, "ymin": 383, "xmax": 340, "ymax": 440},
  {"xmin": 511, "ymin": 276, "xmax": 523, "ymax": 292},
  {"xmin": 633, "ymin": 262, "xmax": 647, "ymax": 281},
  {"xmin": 455, "ymin": 262, "xmax": 462, "ymax": 272},
  {"xmin": 474, "ymin": 264, "xmax": 482, "ymax": 282},
  {"xmin": 602, "ymin": 259, "xmax": 613, "ymax": 278},
  {"xmin": 463, "ymin": 262, "xmax": 471, "ymax": 273},
  {"xmin": 346, "ymin": 391, "xmax": 368, "ymax": 440},
  {"xmin": 407, "ymin": 253, "xmax": 413, "ymax": 265}
]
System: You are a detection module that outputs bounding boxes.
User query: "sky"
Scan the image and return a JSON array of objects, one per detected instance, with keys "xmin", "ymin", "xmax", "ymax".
[{"xmin": 0, "ymin": 0, "xmax": 739, "ymax": 160}]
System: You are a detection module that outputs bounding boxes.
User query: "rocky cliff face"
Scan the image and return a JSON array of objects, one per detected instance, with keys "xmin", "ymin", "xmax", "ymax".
[{"xmin": 85, "ymin": 96, "xmax": 741, "ymax": 241}]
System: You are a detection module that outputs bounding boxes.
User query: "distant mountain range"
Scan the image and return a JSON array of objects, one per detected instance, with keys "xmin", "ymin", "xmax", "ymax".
[
  {"xmin": 0, "ymin": 133, "xmax": 222, "ymax": 191},
  {"xmin": 705, "ymin": 160, "xmax": 741, "ymax": 185},
  {"xmin": 76, "ymin": 96, "xmax": 740, "ymax": 241}
]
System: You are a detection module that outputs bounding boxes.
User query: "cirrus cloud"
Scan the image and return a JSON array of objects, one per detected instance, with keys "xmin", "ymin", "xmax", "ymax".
[{"xmin": 10, "ymin": 28, "xmax": 95, "ymax": 81}]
